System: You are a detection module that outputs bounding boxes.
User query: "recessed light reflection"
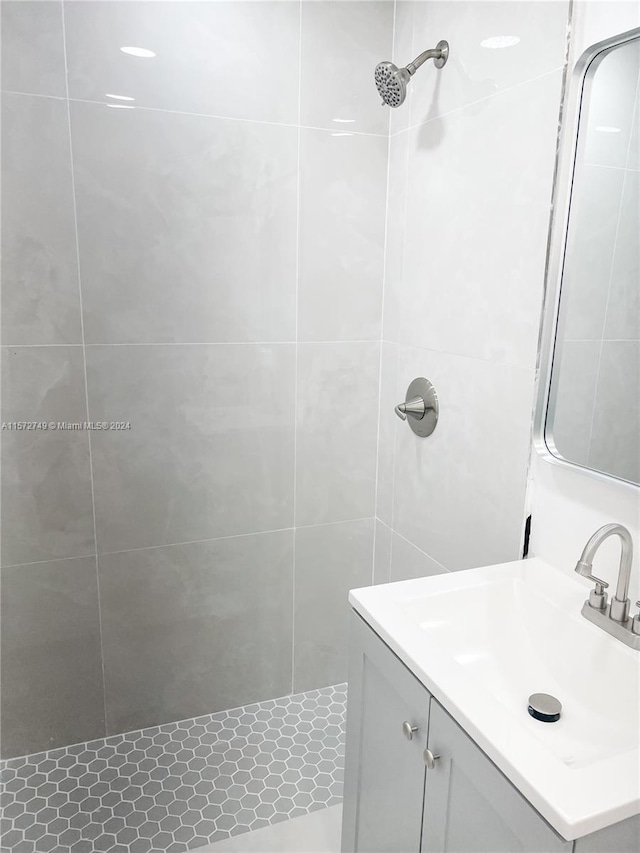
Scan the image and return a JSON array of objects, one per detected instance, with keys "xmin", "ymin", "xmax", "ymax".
[
  {"xmin": 331, "ymin": 132, "xmax": 354, "ymax": 137},
  {"xmin": 106, "ymin": 103, "xmax": 135, "ymax": 110},
  {"xmin": 332, "ymin": 118, "xmax": 355, "ymax": 123},
  {"xmin": 596, "ymin": 126, "xmax": 622, "ymax": 133},
  {"xmin": 120, "ymin": 46, "xmax": 156, "ymax": 58},
  {"xmin": 455, "ymin": 652, "xmax": 486, "ymax": 665},
  {"xmin": 106, "ymin": 93, "xmax": 135, "ymax": 102},
  {"xmin": 480, "ymin": 35, "xmax": 520, "ymax": 49}
]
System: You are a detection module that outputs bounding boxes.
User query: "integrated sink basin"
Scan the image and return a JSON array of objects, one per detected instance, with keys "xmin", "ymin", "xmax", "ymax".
[
  {"xmin": 399, "ymin": 565, "xmax": 638, "ymax": 769},
  {"xmin": 349, "ymin": 557, "xmax": 640, "ymax": 840}
]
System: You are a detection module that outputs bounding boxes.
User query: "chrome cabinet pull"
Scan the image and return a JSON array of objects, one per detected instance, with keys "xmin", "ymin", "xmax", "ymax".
[
  {"xmin": 402, "ymin": 721, "xmax": 418, "ymax": 741},
  {"xmin": 423, "ymin": 748, "xmax": 440, "ymax": 769}
]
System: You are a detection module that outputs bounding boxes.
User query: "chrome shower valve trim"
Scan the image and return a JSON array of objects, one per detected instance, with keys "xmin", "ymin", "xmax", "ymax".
[{"xmin": 394, "ymin": 378, "xmax": 438, "ymax": 438}]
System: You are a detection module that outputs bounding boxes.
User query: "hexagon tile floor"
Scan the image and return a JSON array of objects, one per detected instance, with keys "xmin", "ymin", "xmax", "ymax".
[{"xmin": 0, "ymin": 683, "xmax": 347, "ymax": 853}]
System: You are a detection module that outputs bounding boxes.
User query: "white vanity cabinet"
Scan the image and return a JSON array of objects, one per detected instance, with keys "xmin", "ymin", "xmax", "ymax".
[
  {"xmin": 421, "ymin": 700, "xmax": 569, "ymax": 853},
  {"xmin": 342, "ymin": 612, "xmax": 639, "ymax": 853}
]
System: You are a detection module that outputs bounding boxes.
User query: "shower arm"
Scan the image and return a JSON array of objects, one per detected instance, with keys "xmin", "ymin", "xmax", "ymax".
[{"xmin": 406, "ymin": 42, "xmax": 449, "ymax": 75}]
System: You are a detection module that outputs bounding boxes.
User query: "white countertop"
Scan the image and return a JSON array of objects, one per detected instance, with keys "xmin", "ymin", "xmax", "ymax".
[{"xmin": 349, "ymin": 557, "xmax": 640, "ymax": 841}]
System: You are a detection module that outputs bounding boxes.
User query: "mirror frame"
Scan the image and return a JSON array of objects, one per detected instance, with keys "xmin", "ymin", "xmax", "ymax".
[{"xmin": 534, "ymin": 26, "xmax": 640, "ymax": 491}]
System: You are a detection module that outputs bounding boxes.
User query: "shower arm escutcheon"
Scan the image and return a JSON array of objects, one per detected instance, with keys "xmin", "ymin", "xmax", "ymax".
[{"xmin": 394, "ymin": 378, "xmax": 439, "ymax": 438}]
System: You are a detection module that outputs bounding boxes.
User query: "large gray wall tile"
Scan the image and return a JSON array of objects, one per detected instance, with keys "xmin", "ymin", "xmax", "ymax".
[
  {"xmin": 388, "ymin": 1, "xmax": 414, "ymax": 136},
  {"xmin": 392, "ymin": 346, "xmax": 534, "ymax": 571},
  {"xmin": 0, "ymin": 556, "xmax": 105, "ymax": 758},
  {"xmin": 298, "ymin": 129, "xmax": 386, "ymax": 342},
  {"xmin": 628, "ymin": 78, "xmax": 640, "ymax": 172},
  {"xmin": 549, "ymin": 340, "xmax": 600, "ymax": 468},
  {"xmin": 590, "ymin": 341, "xmax": 640, "ymax": 483},
  {"xmin": 1, "ymin": 346, "xmax": 95, "ymax": 566},
  {"xmin": 408, "ymin": 0, "xmax": 570, "ymax": 128},
  {"xmin": 390, "ymin": 532, "xmax": 448, "ymax": 581},
  {"xmin": 1, "ymin": 1, "xmax": 66, "ymax": 96},
  {"xmin": 99, "ymin": 530, "xmax": 294, "ymax": 734},
  {"xmin": 86, "ymin": 344, "xmax": 295, "ymax": 553},
  {"xmin": 562, "ymin": 163, "xmax": 625, "ymax": 341},
  {"xmin": 399, "ymin": 71, "xmax": 562, "ymax": 369},
  {"xmin": 1, "ymin": 93, "xmax": 82, "ymax": 345},
  {"xmin": 584, "ymin": 39, "xmax": 640, "ymax": 169},
  {"xmin": 373, "ymin": 518, "xmax": 392, "ymax": 585},
  {"xmin": 293, "ymin": 518, "xmax": 374, "ymax": 693},
  {"xmin": 296, "ymin": 343, "xmax": 379, "ymax": 527},
  {"xmin": 70, "ymin": 101, "xmax": 297, "ymax": 344},
  {"xmin": 375, "ymin": 342, "xmax": 398, "ymax": 527},
  {"xmin": 299, "ymin": 1, "xmax": 392, "ymax": 135},
  {"xmin": 604, "ymin": 169, "xmax": 639, "ymax": 341},
  {"xmin": 64, "ymin": 0, "xmax": 300, "ymax": 123},
  {"xmin": 382, "ymin": 133, "xmax": 409, "ymax": 342}
]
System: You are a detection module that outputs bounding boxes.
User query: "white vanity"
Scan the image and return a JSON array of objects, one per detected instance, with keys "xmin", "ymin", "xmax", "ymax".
[{"xmin": 341, "ymin": 558, "xmax": 640, "ymax": 852}]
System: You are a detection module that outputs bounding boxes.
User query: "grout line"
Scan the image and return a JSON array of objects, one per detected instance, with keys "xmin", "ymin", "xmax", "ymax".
[
  {"xmin": 389, "ymin": 65, "xmax": 565, "ymax": 139},
  {"xmin": 0, "ymin": 553, "xmax": 97, "ymax": 571},
  {"xmin": 99, "ymin": 517, "xmax": 376, "ymax": 558},
  {"xmin": 291, "ymin": 0, "xmax": 304, "ymax": 697},
  {"xmin": 387, "ymin": 126, "xmax": 414, "ymax": 579},
  {"xmin": 563, "ymin": 338, "xmax": 640, "ymax": 344},
  {"xmin": 371, "ymin": 0, "xmax": 397, "ymax": 585},
  {"xmin": 0, "ymin": 343, "xmax": 85, "ymax": 348},
  {"xmin": 83, "ymin": 339, "xmax": 378, "ymax": 347},
  {"xmin": 373, "ymin": 516, "xmax": 450, "ymax": 578},
  {"xmin": 0, "ymin": 89, "xmax": 67, "ymax": 100},
  {"xmin": 2, "ymin": 89, "xmax": 388, "ymax": 139},
  {"xmin": 60, "ymin": 4, "xmax": 109, "ymax": 737},
  {"xmin": 379, "ymin": 338, "xmax": 538, "ymax": 372},
  {"xmin": 0, "ymin": 340, "xmax": 381, "ymax": 349},
  {"xmin": 584, "ymin": 161, "xmax": 640, "ymax": 173},
  {"xmin": 391, "ymin": 526, "xmax": 450, "ymax": 573},
  {"xmin": 0, "ymin": 516, "xmax": 377, "ymax": 571}
]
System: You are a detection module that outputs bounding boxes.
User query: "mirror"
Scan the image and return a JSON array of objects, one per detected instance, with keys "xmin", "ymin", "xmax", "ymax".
[{"xmin": 546, "ymin": 33, "xmax": 640, "ymax": 485}]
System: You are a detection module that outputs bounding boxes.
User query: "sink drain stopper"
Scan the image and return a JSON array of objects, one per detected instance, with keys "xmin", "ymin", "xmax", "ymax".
[{"xmin": 528, "ymin": 693, "xmax": 562, "ymax": 723}]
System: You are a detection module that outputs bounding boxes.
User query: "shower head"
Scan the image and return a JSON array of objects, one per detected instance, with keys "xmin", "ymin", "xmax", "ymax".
[
  {"xmin": 374, "ymin": 62, "xmax": 411, "ymax": 108},
  {"xmin": 374, "ymin": 40, "xmax": 449, "ymax": 108}
]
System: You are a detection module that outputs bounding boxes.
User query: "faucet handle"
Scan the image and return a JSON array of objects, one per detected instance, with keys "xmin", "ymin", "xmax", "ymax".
[
  {"xmin": 575, "ymin": 560, "xmax": 609, "ymax": 589},
  {"xmin": 575, "ymin": 560, "xmax": 609, "ymax": 610}
]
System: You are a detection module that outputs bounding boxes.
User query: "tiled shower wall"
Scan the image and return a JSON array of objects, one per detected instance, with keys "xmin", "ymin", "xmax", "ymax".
[
  {"xmin": 0, "ymin": 0, "xmax": 392, "ymax": 758},
  {"xmin": 373, "ymin": 1, "xmax": 572, "ymax": 581}
]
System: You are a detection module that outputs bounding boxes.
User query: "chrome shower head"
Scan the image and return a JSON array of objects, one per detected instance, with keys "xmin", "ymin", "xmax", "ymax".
[
  {"xmin": 374, "ymin": 40, "xmax": 449, "ymax": 108},
  {"xmin": 374, "ymin": 61, "xmax": 411, "ymax": 108}
]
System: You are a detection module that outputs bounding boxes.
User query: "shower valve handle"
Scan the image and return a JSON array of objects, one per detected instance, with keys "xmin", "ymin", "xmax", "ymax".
[
  {"xmin": 395, "ymin": 397, "xmax": 426, "ymax": 422},
  {"xmin": 394, "ymin": 378, "xmax": 439, "ymax": 438}
]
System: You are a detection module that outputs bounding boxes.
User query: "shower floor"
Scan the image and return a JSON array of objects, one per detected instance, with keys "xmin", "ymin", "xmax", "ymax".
[{"xmin": 0, "ymin": 684, "xmax": 347, "ymax": 853}]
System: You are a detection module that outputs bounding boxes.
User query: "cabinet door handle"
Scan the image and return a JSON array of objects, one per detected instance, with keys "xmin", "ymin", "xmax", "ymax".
[
  {"xmin": 423, "ymin": 748, "xmax": 440, "ymax": 769},
  {"xmin": 402, "ymin": 721, "xmax": 419, "ymax": 740}
]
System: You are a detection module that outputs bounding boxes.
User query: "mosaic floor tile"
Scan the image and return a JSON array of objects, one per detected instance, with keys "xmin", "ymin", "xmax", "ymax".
[{"xmin": 0, "ymin": 684, "xmax": 347, "ymax": 852}]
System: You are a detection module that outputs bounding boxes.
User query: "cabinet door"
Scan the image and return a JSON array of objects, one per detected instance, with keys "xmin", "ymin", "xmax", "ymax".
[
  {"xmin": 342, "ymin": 613, "xmax": 431, "ymax": 853},
  {"xmin": 422, "ymin": 701, "xmax": 571, "ymax": 853}
]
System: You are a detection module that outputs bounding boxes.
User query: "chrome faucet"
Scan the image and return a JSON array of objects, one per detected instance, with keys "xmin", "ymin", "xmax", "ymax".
[{"xmin": 575, "ymin": 523, "xmax": 640, "ymax": 650}]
